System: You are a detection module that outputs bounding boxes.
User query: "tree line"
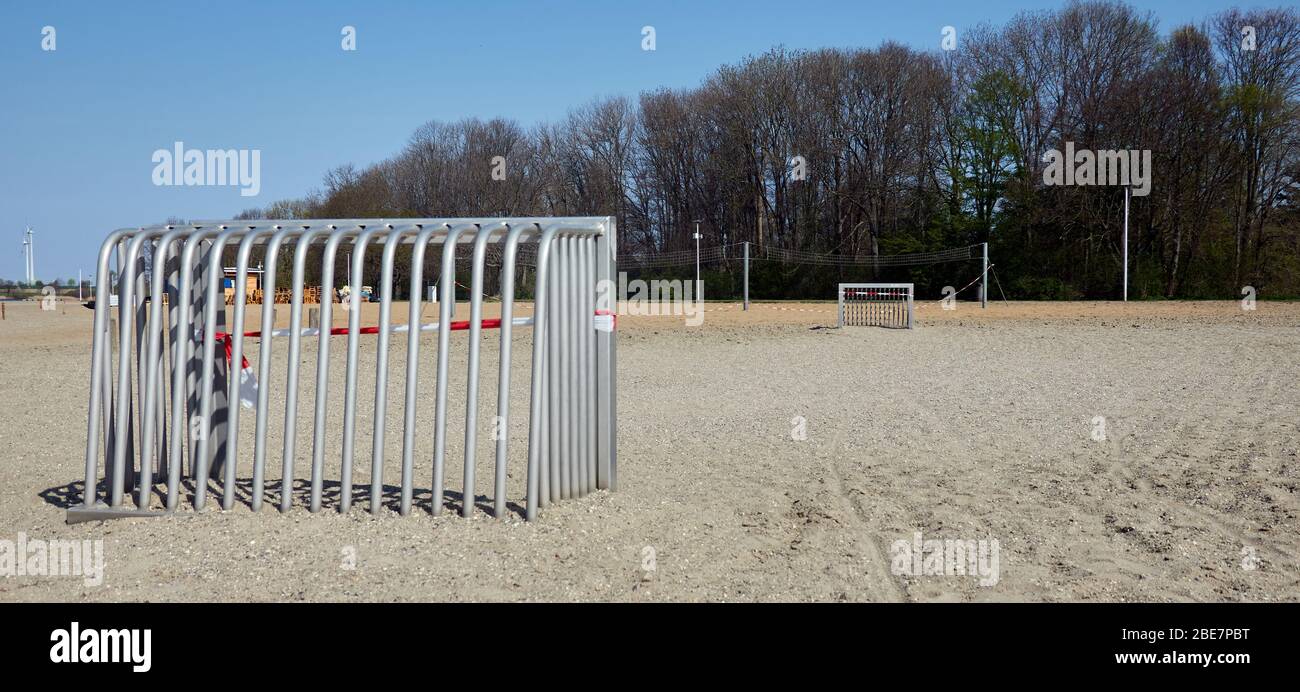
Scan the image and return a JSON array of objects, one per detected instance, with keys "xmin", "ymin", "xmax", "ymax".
[{"xmin": 232, "ymin": 1, "xmax": 1300, "ymax": 300}]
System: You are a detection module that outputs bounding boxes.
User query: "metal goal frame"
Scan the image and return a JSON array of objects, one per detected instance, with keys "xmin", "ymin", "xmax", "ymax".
[
  {"xmin": 76, "ymin": 217, "xmax": 617, "ymax": 523},
  {"xmin": 838, "ymin": 283, "xmax": 914, "ymax": 329}
]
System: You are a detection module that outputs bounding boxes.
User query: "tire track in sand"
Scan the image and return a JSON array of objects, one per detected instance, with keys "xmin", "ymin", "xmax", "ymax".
[
  {"xmin": 1103, "ymin": 377, "xmax": 1297, "ymax": 567},
  {"xmin": 817, "ymin": 422, "xmax": 907, "ymax": 601}
]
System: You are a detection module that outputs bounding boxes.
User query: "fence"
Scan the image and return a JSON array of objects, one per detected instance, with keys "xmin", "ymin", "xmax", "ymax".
[
  {"xmin": 838, "ymin": 283, "xmax": 914, "ymax": 329},
  {"xmin": 74, "ymin": 217, "xmax": 617, "ymax": 523},
  {"xmin": 582, "ymin": 241, "xmax": 987, "ymax": 309}
]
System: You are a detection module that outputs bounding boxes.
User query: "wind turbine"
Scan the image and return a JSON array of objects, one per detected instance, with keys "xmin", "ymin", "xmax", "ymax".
[
  {"xmin": 23, "ymin": 226, "xmax": 35, "ymax": 285},
  {"xmin": 21, "ymin": 230, "xmax": 31, "ymax": 285}
]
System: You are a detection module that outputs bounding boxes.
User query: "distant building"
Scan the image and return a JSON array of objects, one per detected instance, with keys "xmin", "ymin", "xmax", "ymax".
[{"xmin": 223, "ymin": 265, "xmax": 264, "ymax": 302}]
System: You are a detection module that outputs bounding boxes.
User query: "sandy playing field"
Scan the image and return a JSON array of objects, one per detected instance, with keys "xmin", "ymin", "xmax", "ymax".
[{"xmin": 1, "ymin": 297, "xmax": 1297, "ymax": 602}]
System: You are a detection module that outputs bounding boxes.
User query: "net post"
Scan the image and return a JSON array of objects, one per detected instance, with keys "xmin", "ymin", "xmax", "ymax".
[
  {"xmin": 981, "ymin": 242, "xmax": 988, "ymax": 309},
  {"xmin": 743, "ymin": 241, "xmax": 749, "ymax": 311},
  {"xmin": 908, "ymin": 284, "xmax": 915, "ymax": 328},
  {"xmin": 1123, "ymin": 188, "xmax": 1129, "ymax": 302}
]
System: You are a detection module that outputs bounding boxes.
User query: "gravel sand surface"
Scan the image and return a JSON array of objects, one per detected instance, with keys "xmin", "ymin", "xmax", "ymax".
[{"xmin": 1, "ymin": 299, "xmax": 1297, "ymax": 601}]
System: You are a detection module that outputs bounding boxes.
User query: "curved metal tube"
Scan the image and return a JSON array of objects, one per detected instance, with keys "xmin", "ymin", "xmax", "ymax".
[{"xmin": 431, "ymin": 223, "xmax": 474, "ymax": 515}]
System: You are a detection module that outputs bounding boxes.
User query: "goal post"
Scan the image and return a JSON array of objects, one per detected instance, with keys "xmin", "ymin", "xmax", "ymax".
[
  {"xmin": 76, "ymin": 217, "xmax": 618, "ymax": 524},
  {"xmin": 838, "ymin": 283, "xmax": 914, "ymax": 329}
]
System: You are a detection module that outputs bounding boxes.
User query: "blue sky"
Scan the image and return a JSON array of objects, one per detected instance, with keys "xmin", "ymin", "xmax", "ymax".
[{"xmin": 0, "ymin": 0, "xmax": 1234, "ymax": 282}]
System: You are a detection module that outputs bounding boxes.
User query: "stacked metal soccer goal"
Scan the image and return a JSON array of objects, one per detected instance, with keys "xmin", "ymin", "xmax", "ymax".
[
  {"xmin": 75, "ymin": 217, "xmax": 617, "ymax": 523},
  {"xmin": 838, "ymin": 283, "xmax": 915, "ymax": 329}
]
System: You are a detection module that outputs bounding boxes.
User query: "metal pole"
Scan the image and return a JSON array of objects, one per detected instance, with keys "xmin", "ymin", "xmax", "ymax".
[
  {"xmin": 370, "ymin": 226, "xmax": 403, "ymax": 515},
  {"xmin": 462, "ymin": 222, "xmax": 507, "ymax": 517},
  {"xmin": 693, "ymin": 220, "xmax": 701, "ymax": 293},
  {"xmin": 495, "ymin": 223, "xmax": 530, "ymax": 518},
  {"xmin": 743, "ymin": 241, "xmax": 750, "ymax": 311},
  {"xmin": 432, "ymin": 224, "xmax": 471, "ymax": 515},
  {"xmin": 399, "ymin": 224, "xmax": 441, "ymax": 516},
  {"xmin": 78, "ymin": 269, "xmax": 83, "ymax": 302},
  {"xmin": 981, "ymin": 242, "xmax": 988, "ymax": 309},
  {"xmin": 25, "ymin": 227, "xmax": 34, "ymax": 285},
  {"xmin": 907, "ymin": 285, "xmax": 915, "ymax": 328},
  {"xmin": 1123, "ymin": 187, "xmax": 1129, "ymax": 301},
  {"xmin": 526, "ymin": 227, "xmax": 558, "ymax": 519}
]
